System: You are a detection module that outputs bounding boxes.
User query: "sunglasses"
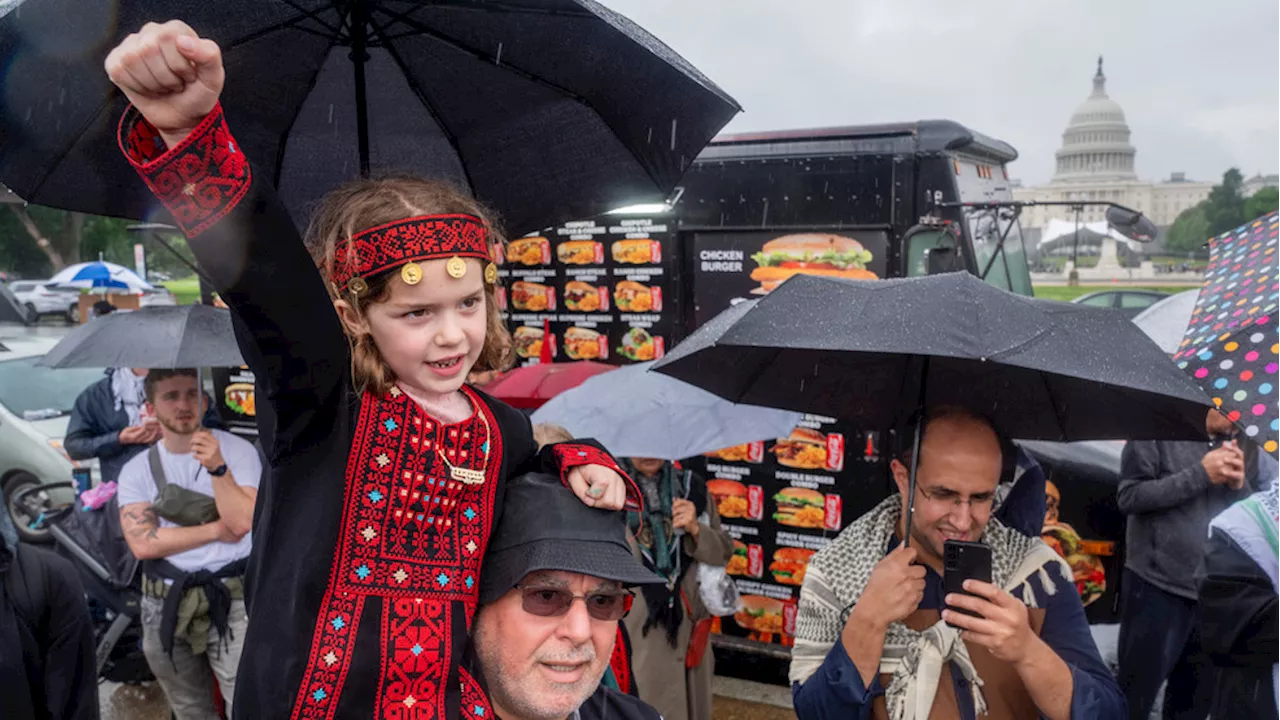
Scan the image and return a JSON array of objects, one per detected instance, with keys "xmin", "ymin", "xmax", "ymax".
[{"xmin": 515, "ymin": 585, "xmax": 635, "ymax": 622}]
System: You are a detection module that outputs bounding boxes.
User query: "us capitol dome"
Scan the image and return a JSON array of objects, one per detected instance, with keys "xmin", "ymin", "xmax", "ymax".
[{"xmin": 1013, "ymin": 58, "xmax": 1229, "ymax": 232}]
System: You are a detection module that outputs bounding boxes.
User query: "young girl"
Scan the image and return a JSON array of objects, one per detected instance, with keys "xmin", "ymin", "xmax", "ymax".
[{"xmin": 106, "ymin": 22, "xmax": 638, "ymax": 720}]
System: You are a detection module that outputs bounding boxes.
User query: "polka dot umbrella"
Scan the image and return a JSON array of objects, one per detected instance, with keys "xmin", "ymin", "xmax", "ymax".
[{"xmin": 1174, "ymin": 211, "xmax": 1279, "ymax": 456}]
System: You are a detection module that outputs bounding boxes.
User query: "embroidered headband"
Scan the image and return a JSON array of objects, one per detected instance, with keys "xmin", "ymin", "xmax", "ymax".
[{"xmin": 331, "ymin": 214, "xmax": 498, "ymax": 295}]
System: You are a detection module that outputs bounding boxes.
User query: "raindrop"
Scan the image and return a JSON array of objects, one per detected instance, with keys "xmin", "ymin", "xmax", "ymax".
[
  {"xmin": 647, "ymin": 127, "xmax": 652, "ymax": 144},
  {"xmin": 495, "ymin": 42, "xmax": 503, "ymax": 66},
  {"xmin": 59, "ymin": 88, "xmax": 65, "ymax": 105},
  {"xmin": 670, "ymin": 118, "xmax": 678, "ymax": 151},
  {"xmin": 822, "ymin": 181, "xmax": 829, "ymax": 194}
]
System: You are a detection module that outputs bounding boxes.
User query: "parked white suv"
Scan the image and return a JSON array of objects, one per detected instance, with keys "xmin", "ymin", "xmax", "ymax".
[
  {"xmin": 8, "ymin": 280, "xmax": 78, "ymax": 322},
  {"xmin": 0, "ymin": 326, "xmax": 105, "ymax": 542}
]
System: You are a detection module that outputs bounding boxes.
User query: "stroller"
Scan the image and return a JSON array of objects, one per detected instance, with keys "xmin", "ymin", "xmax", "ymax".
[{"xmin": 13, "ymin": 480, "xmax": 154, "ymax": 684}]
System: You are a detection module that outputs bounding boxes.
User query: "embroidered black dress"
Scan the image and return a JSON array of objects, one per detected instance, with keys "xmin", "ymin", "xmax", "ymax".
[{"xmin": 118, "ymin": 104, "xmax": 632, "ymax": 720}]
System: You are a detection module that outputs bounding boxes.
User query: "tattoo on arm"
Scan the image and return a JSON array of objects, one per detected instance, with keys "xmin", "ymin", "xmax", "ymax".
[{"xmin": 124, "ymin": 506, "xmax": 160, "ymax": 541}]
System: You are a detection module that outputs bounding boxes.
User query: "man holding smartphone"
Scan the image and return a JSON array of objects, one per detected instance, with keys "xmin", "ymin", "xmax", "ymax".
[
  {"xmin": 790, "ymin": 407, "xmax": 1123, "ymax": 720},
  {"xmin": 1116, "ymin": 408, "xmax": 1262, "ymax": 720}
]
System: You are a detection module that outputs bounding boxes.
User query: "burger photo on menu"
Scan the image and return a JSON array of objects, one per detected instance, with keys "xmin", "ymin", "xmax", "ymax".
[
  {"xmin": 769, "ymin": 548, "xmax": 815, "ymax": 586},
  {"xmin": 617, "ymin": 327, "xmax": 658, "ymax": 361},
  {"xmin": 773, "ymin": 487, "xmax": 826, "ymax": 529},
  {"xmin": 772, "ymin": 427, "xmax": 828, "ymax": 469},
  {"xmin": 506, "ymin": 236, "xmax": 550, "ymax": 266},
  {"xmin": 511, "ymin": 281, "xmax": 552, "ymax": 312},
  {"xmin": 734, "ymin": 596, "xmax": 784, "ymax": 634},
  {"xmin": 611, "ymin": 238, "xmax": 657, "ymax": 264},
  {"xmin": 513, "ymin": 326, "xmax": 546, "ymax": 359},
  {"xmin": 224, "ymin": 383, "xmax": 256, "ymax": 417},
  {"xmin": 557, "ymin": 240, "xmax": 601, "ymax": 265},
  {"xmin": 564, "ymin": 281, "xmax": 603, "ymax": 312},
  {"xmin": 750, "ymin": 233, "xmax": 876, "ymax": 294},
  {"xmin": 726, "ymin": 540, "xmax": 749, "ymax": 576},
  {"xmin": 613, "ymin": 280, "xmax": 656, "ymax": 312},
  {"xmin": 706, "ymin": 479, "xmax": 749, "ymax": 519},
  {"xmin": 564, "ymin": 327, "xmax": 603, "ymax": 360}
]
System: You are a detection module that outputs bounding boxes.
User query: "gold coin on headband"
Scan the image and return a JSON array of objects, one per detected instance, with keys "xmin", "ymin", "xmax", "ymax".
[
  {"xmin": 401, "ymin": 262, "xmax": 423, "ymax": 286},
  {"xmin": 347, "ymin": 276, "xmax": 368, "ymax": 296},
  {"xmin": 446, "ymin": 256, "xmax": 467, "ymax": 279},
  {"xmin": 484, "ymin": 263, "xmax": 498, "ymax": 285}
]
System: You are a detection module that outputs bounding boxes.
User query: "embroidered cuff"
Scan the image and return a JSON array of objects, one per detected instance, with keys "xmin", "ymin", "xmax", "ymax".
[
  {"xmin": 117, "ymin": 102, "xmax": 251, "ymax": 237},
  {"xmin": 549, "ymin": 442, "xmax": 642, "ymax": 511}
]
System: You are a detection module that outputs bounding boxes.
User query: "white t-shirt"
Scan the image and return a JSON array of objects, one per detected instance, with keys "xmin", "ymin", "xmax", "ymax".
[{"xmin": 117, "ymin": 429, "xmax": 262, "ymax": 573}]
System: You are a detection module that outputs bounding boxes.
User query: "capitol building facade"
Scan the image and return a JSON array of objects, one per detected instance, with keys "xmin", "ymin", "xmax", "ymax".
[{"xmin": 1012, "ymin": 59, "xmax": 1272, "ymax": 233}]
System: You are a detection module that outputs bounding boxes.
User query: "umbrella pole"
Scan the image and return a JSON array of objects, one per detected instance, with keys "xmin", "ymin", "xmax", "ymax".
[
  {"xmin": 351, "ymin": 0, "xmax": 371, "ymax": 178},
  {"xmin": 902, "ymin": 356, "xmax": 930, "ymax": 549}
]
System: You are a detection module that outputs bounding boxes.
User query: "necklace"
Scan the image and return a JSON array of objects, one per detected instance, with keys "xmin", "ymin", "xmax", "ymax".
[{"xmin": 435, "ymin": 408, "xmax": 492, "ymax": 485}]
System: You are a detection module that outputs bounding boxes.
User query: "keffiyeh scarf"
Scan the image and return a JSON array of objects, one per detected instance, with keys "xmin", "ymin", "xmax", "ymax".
[{"xmin": 110, "ymin": 368, "xmax": 147, "ymax": 427}]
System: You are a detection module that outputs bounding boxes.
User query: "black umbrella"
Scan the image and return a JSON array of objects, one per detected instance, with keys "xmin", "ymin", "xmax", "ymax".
[
  {"xmin": 38, "ymin": 304, "xmax": 244, "ymax": 369},
  {"xmin": 0, "ymin": 0, "xmax": 739, "ymax": 234},
  {"xmin": 652, "ymin": 272, "xmax": 1212, "ymax": 544}
]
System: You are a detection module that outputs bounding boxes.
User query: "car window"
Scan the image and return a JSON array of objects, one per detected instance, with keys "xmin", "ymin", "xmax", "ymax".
[
  {"xmin": 11, "ymin": 282, "xmax": 34, "ymax": 293},
  {"xmin": 1078, "ymin": 293, "xmax": 1115, "ymax": 308},
  {"xmin": 1119, "ymin": 293, "xmax": 1161, "ymax": 309},
  {"xmin": 0, "ymin": 357, "xmax": 105, "ymax": 418}
]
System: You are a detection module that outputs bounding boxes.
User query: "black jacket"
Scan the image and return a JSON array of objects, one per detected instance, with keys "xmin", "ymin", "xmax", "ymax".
[
  {"xmin": 0, "ymin": 538, "xmax": 98, "ymax": 720},
  {"xmin": 1195, "ymin": 526, "xmax": 1279, "ymax": 720},
  {"xmin": 574, "ymin": 686, "xmax": 663, "ymax": 720},
  {"xmin": 64, "ymin": 372, "xmax": 222, "ymax": 485}
]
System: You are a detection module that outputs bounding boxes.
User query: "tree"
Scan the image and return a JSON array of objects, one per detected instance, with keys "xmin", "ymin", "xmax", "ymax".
[
  {"xmin": 1244, "ymin": 186, "xmax": 1279, "ymax": 222},
  {"xmin": 1203, "ymin": 168, "xmax": 1246, "ymax": 237},
  {"xmin": 0, "ymin": 204, "xmax": 135, "ymax": 278},
  {"xmin": 1165, "ymin": 202, "xmax": 1212, "ymax": 254}
]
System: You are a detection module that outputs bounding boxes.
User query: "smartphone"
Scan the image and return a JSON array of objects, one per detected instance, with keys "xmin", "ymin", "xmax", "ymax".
[{"xmin": 943, "ymin": 539, "xmax": 992, "ymax": 628}]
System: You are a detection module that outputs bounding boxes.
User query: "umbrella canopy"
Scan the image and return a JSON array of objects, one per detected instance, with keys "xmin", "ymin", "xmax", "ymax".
[
  {"xmin": 1173, "ymin": 211, "xmax": 1278, "ymax": 455},
  {"xmin": 0, "ymin": 0, "xmax": 740, "ymax": 235},
  {"xmin": 530, "ymin": 361, "xmax": 802, "ymax": 461},
  {"xmin": 1132, "ymin": 289, "xmax": 1200, "ymax": 355},
  {"xmin": 480, "ymin": 360, "xmax": 616, "ymax": 410},
  {"xmin": 48, "ymin": 261, "xmax": 152, "ymax": 291},
  {"xmin": 653, "ymin": 272, "xmax": 1212, "ymax": 442},
  {"xmin": 38, "ymin": 304, "xmax": 244, "ymax": 369}
]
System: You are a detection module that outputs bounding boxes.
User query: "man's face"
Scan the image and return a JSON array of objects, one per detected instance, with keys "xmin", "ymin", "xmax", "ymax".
[
  {"xmin": 629, "ymin": 457, "xmax": 665, "ymax": 477},
  {"xmin": 146, "ymin": 375, "xmax": 202, "ymax": 436},
  {"xmin": 1206, "ymin": 408, "xmax": 1236, "ymax": 437},
  {"xmin": 891, "ymin": 415, "xmax": 1002, "ymax": 564},
  {"xmin": 474, "ymin": 571, "xmax": 618, "ymax": 720}
]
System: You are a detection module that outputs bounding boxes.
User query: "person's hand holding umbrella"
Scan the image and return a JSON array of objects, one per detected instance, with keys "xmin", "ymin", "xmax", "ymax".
[
  {"xmin": 1202, "ymin": 440, "xmax": 1246, "ymax": 491},
  {"xmin": 671, "ymin": 498, "xmax": 700, "ymax": 539},
  {"xmin": 105, "ymin": 21, "xmax": 223, "ymax": 149}
]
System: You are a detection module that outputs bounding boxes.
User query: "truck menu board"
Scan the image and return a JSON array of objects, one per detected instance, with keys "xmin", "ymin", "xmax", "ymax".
[
  {"xmin": 683, "ymin": 227, "xmax": 899, "ymax": 648},
  {"xmin": 694, "ymin": 417, "xmax": 890, "ymax": 647},
  {"xmin": 499, "ymin": 215, "xmax": 678, "ymax": 366}
]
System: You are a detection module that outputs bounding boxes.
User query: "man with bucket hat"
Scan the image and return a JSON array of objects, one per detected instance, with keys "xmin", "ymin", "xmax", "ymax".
[{"xmin": 473, "ymin": 473, "xmax": 664, "ymax": 720}]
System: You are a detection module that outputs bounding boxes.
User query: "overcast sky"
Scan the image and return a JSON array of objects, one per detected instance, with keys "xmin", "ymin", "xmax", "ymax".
[{"xmin": 600, "ymin": 0, "xmax": 1279, "ymax": 187}]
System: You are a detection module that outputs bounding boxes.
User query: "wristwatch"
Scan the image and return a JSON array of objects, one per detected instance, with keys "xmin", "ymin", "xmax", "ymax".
[{"xmin": 208, "ymin": 464, "xmax": 229, "ymax": 477}]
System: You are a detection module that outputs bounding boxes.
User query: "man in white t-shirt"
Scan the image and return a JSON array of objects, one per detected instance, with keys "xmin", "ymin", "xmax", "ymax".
[{"xmin": 117, "ymin": 369, "xmax": 260, "ymax": 720}]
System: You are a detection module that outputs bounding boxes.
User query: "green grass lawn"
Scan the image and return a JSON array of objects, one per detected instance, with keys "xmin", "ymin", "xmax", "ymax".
[
  {"xmin": 1032, "ymin": 284, "xmax": 1199, "ymax": 302},
  {"xmin": 162, "ymin": 276, "xmax": 202, "ymax": 305}
]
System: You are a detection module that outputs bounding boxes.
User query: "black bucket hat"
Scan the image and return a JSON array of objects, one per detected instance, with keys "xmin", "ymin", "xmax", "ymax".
[{"xmin": 480, "ymin": 473, "xmax": 662, "ymax": 604}]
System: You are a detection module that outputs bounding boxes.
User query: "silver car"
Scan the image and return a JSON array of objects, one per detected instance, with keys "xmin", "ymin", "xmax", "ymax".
[
  {"xmin": 8, "ymin": 280, "xmax": 79, "ymax": 322},
  {"xmin": 0, "ymin": 326, "xmax": 106, "ymax": 542}
]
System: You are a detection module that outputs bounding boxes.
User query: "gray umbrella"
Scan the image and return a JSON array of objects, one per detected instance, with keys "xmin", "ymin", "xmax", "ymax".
[
  {"xmin": 530, "ymin": 361, "xmax": 801, "ymax": 461},
  {"xmin": 38, "ymin": 304, "xmax": 244, "ymax": 369},
  {"xmin": 1132, "ymin": 289, "xmax": 1200, "ymax": 355}
]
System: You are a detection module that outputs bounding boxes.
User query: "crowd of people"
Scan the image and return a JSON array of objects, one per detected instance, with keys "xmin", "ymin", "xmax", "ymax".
[{"xmin": 2, "ymin": 18, "xmax": 1275, "ymax": 720}]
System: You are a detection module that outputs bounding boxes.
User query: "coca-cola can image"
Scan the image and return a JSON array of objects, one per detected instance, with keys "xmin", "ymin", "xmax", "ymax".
[
  {"xmin": 747, "ymin": 441, "xmax": 765, "ymax": 464},
  {"xmin": 746, "ymin": 485, "xmax": 764, "ymax": 521},
  {"xmin": 825, "ymin": 433, "xmax": 845, "ymax": 472},
  {"xmin": 783, "ymin": 602, "xmax": 798, "ymax": 636},
  {"xmin": 823, "ymin": 494, "xmax": 842, "ymax": 531},
  {"xmin": 747, "ymin": 544, "xmax": 764, "ymax": 578}
]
